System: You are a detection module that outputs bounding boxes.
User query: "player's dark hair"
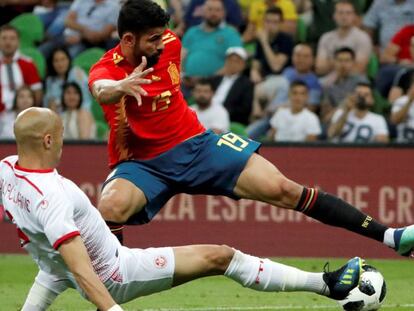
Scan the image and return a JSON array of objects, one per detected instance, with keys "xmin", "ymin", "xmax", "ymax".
[
  {"xmin": 47, "ymin": 46, "xmax": 72, "ymax": 80},
  {"xmin": 290, "ymin": 80, "xmax": 308, "ymax": 91},
  {"xmin": 333, "ymin": 46, "xmax": 355, "ymax": 60},
  {"xmin": 118, "ymin": 0, "xmax": 170, "ymax": 37},
  {"xmin": 61, "ymin": 82, "xmax": 83, "ymax": 111},
  {"xmin": 265, "ymin": 6, "xmax": 284, "ymax": 21},
  {"xmin": 0, "ymin": 24, "xmax": 19, "ymax": 37}
]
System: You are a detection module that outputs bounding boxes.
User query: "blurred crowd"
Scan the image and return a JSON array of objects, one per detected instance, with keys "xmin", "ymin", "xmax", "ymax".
[{"xmin": 0, "ymin": 0, "xmax": 413, "ymax": 143}]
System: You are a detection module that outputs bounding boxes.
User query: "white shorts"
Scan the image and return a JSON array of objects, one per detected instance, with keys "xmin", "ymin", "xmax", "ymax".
[{"xmin": 105, "ymin": 246, "xmax": 175, "ymax": 304}]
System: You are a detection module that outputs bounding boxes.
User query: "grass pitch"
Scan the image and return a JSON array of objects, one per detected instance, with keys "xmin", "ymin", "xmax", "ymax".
[{"xmin": 1, "ymin": 255, "xmax": 413, "ymax": 311}]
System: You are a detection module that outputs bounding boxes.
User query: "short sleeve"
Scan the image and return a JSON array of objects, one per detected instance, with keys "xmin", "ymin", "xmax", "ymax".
[
  {"xmin": 375, "ymin": 116, "xmax": 389, "ymax": 136},
  {"xmin": 270, "ymin": 109, "xmax": 282, "ymax": 129},
  {"xmin": 306, "ymin": 113, "xmax": 322, "ymax": 135},
  {"xmin": 37, "ymin": 191, "xmax": 80, "ymax": 250},
  {"xmin": 88, "ymin": 62, "xmax": 117, "ymax": 90},
  {"xmin": 391, "ymin": 96, "xmax": 409, "ymax": 114},
  {"xmin": 331, "ymin": 108, "xmax": 344, "ymax": 124}
]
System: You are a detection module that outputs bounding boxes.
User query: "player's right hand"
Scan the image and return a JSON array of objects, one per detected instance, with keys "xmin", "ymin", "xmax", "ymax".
[{"xmin": 119, "ymin": 56, "xmax": 154, "ymax": 106}]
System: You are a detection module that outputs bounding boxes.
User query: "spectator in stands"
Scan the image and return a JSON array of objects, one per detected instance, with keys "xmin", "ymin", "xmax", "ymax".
[
  {"xmin": 0, "ymin": 85, "xmax": 36, "ymax": 139},
  {"xmin": 328, "ymin": 82, "xmax": 389, "ymax": 143},
  {"xmin": 363, "ymin": 0, "xmax": 414, "ymax": 51},
  {"xmin": 390, "ymin": 77, "xmax": 414, "ymax": 142},
  {"xmin": 191, "ymin": 78, "xmax": 230, "ymax": 133},
  {"xmin": 320, "ymin": 47, "xmax": 368, "ymax": 124},
  {"xmin": 241, "ymin": 0, "xmax": 298, "ymax": 41},
  {"xmin": 33, "ymin": 0, "xmax": 70, "ymax": 41},
  {"xmin": 184, "ymin": 0, "xmax": 242, "ymax": 29},
  {"xmin": 268, "ymin": 80, "xmax": 321, "ymax": 142},
  {"xmin": 282, "ymin": 43, "xmax": 321, "ymax": 111},
  {"xmin": 247, "ymin": 43, "xmax": 320, "ymax": 140},
  {"xmin": 182, "ymin": 0, "xmax": 242, "ymax": 91},
  {"xmin": 307, "ymin": 0, "xmax": 364, "ymax": 45},
  {"xmin": 168, "ymin": 0, "xmax": 188, "ymax": 37},
  {"xmin": 39, "ymin": 0, "xmax": 119, "ymax": 58},
  {"xmin": 389, "ymin": 62, "xmax": 414, "ymax": 103},
  {"xmin": 316, "ymin": 0, "xmax": 372, "ymax": 76},
  {"xmin": 44, "ymin": 47, "xmax": 91, "ymax": 113},
  {"xmin": 377, "ymin": 25, "xmax": 414, "ymax": 99},
  {"xmin": 0, "ymin": 0, "xmax": 39, "ymax": 26},
  {"xmin": 60, "ymin": 82, "xmax": 95, "ymax": 140},
  {"xmin": 0, "ymin": 24, "xmax": 42, "ymax": 112},
  {"xmin": 249, "ymin": 6, "xmax": 293, "ymax": 120},
  {"xmin": 210, "ymin": 47, "xmax": 253, "ymax": 125}
]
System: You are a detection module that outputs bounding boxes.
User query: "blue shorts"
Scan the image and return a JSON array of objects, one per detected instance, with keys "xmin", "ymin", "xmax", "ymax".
[{"xmin": 103, "ymin": 130, "xmax": 261, "ymax": 224}]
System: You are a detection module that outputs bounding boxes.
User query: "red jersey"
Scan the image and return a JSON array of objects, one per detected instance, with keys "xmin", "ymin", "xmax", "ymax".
[
  {"xmin": 391, "ymin": 25, "xmax": 414, "ymax": 62},
  {"xmin": 89, "ymin": 30, "xmax": 205, "ymax": 168}
]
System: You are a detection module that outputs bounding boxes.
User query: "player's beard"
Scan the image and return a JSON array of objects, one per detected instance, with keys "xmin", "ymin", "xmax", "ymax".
[{"xmin": 146, "ymin": 50, "xmax": 163, "ymax": 67}]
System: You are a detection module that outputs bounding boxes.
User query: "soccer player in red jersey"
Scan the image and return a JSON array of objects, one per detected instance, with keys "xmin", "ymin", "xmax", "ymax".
[{"xmin": 89, "ymin": 0, "xmax": 414, "ymax": 258}]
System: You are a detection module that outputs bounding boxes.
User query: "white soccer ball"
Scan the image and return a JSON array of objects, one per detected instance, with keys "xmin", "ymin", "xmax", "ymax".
[{"xmin": 338, "ymin": 265, "xmax": 386, "ymax": 311}]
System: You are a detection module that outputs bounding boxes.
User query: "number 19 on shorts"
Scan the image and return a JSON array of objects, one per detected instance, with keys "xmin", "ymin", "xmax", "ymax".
[{"xmin": 217, "ymin": 133, "xmax": 249, "ymax": 152}]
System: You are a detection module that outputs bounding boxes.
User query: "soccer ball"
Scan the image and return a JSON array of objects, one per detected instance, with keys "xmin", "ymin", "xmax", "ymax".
[{"xmin": 338, "ymin": 265, "xmax": 386, "ymax": 311}]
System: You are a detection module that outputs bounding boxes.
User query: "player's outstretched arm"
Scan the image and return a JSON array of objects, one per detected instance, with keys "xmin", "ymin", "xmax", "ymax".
[
  {"xmin": 58, "ymin": 236, "xmax": 123, "ymax": 311},
  {"xmin": 91, "ymin": 56, "xmax": 153, "ymax": 106}
]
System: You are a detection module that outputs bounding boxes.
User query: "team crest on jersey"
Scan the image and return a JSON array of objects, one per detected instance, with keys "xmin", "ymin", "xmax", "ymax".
[
  {"xmin": 154, "ymin": 255, "xmax": 167, "ymax": 269},
  {"xmin": 39, "ymin": 199, "xmax": 49, "ymax": 209},
  {"xmin": 167, "ymin": 62, "xmax": 179, "ymax": 85}
]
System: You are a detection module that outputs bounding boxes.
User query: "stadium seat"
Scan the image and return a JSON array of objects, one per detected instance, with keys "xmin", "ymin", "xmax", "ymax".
[
  {"xmin": 372, "ymin": 89, "xmax": 391, "ymax": 115},
  {"xmin": 230, "ymin": 122, "xmax": 248, "ymax": 136},
  {"xmin": 72, "ymin": 48, "xmax": 106, "ymax": 74},
  {"xmin": 296, "ymin": 17, "xmax": 307, "ymax": 43},
  {"xmin": 367, "ymin": 53, "xmax": 379, "ymax": 80},
  {"xmin": 95, "ymin": 120, "xmax": 109, "ymax": 140},
  {"xmin": 10, "ymin": 13, "xmax": 44, "ymax": 48},
  {"xmin": 20, "ymin": 46, "xmax": 46, "ymax": 79}
]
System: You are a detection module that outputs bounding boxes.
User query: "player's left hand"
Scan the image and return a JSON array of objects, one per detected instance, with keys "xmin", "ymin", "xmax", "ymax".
[{"xmin": 120, "ymin": 56, "xmax": 154, "ymax": 106}]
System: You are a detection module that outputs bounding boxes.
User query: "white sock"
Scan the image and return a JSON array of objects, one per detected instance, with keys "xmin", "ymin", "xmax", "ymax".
[
  {"xmin": 224, "ymin": 250, "xmax": 329, "ymax": 295},
  {"xmin": 383, "ymin": 228, "xmax": 396, "ymax": 248}
]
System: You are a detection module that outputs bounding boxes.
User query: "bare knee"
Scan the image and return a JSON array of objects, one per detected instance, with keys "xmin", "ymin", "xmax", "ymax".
[
  {"xmin": 204, "ymin": 245, "xmax": 235, "ymax": 274},
  {"xmin": 98, "ymin": 190, "xmax": 133, "ymax": 223},
  {"xmin": 269, "ymin": 176, "xmax": 301, "ymax": 203}
]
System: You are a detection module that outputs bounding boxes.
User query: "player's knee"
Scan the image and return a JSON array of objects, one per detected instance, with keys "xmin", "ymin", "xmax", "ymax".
[
  {"xmin": 205, "ymin": 245, "xmax": 235, "ymax": 274},
  {"xmin": 98, "ymin": 192, "xmax": 132, "ymax": 224},
  {"xmin": 266, "ymin": 176, "xmax": 299, "ymax": 203}
]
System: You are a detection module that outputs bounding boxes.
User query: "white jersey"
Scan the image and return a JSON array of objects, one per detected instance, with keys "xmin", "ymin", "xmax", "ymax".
[
  {"xmin": 0, "ymin": 156, "xmax": 121, "ymax": 284},
  {"xmin": 192, "ymin": 104, "xmax": 230, "ymax": 133},
  {"xmin": 331, "ymin": 109, "xmax": 389, "ymax": 143},
  {"xmin": 391, "ymin": 96, "xmax": 414, "ymax": 143},
  {"xmin": 270, "ymin": 107, "xmax": 321, "ymax": 142}
]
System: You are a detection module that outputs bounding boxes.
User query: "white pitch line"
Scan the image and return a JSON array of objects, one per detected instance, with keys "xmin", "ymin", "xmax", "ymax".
[{"xmin": 138, "ymin": 304, "xmax": 414, "ymax": 311}]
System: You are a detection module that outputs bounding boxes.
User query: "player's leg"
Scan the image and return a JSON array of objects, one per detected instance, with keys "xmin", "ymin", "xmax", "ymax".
[
  {"xmin": 98, "ymin": 178, "xmax": 146, "ymax": 243},
  {"xmin": 98, "ymin": 161, "xmax": 175, "ymax": 243},
  {"xmin": 233, "ymin": 153, "xmax": 414, "ymax": 257},
  {"xmin": 172, "ymin": 245, "xmax": 363, "ymax": 300},
  {"xmin": 99, "ymin": 178, "xmax": 147, "ymax": 224},
  {"xmin": 22, "ymin": 271, "xmax": 69, "ymax": 311}
]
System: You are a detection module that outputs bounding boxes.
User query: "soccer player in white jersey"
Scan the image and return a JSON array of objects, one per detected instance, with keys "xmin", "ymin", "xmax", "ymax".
[
  {"xmin": 0, "ymin": 108, "xmax": 400, "ymax": 310},
  {"xmin": 328, "ymin": 82, "xmax": 389, "ymax": 143}
]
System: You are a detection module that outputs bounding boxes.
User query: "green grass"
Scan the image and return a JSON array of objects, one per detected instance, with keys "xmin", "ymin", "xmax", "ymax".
[{"xmin": 1, "ymin": 255, "xmax": 413, "ymax": 311}]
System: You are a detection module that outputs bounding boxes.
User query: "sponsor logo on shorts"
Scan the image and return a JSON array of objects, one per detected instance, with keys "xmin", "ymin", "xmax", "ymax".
[{"xmin": 154, "ymin": 255, "xmax": 167, "ymax": 269}]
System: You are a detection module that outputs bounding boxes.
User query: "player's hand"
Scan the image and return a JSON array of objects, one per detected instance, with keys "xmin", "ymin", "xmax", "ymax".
[{"xmin": 119, "ymin": 56, "xmax": 154, "ymax": 106}]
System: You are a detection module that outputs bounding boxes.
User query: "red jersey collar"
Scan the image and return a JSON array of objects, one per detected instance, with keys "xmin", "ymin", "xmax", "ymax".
[{"xmin": 15, "ymin": 163, "xmax": 54, "ymax": 173}]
